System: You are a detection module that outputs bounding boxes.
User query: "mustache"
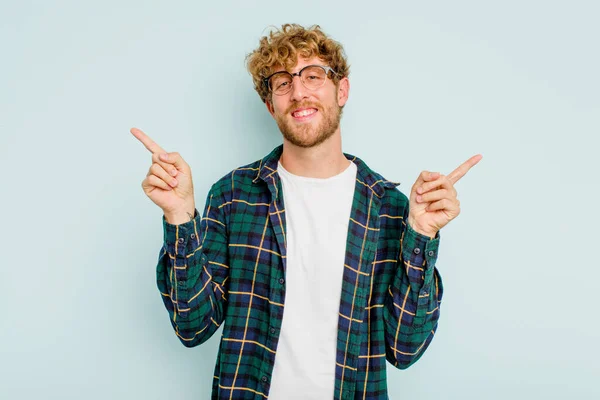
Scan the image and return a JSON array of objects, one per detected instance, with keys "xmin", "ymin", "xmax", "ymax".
[{"xmin": 286, "ymin": 102, "xmax": 321, "ymax": 114}]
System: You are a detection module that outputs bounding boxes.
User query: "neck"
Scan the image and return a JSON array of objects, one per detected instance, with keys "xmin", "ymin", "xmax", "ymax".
[{"xmin": 279, "ymin": 130, "xmax": 350, "ymax": 178}]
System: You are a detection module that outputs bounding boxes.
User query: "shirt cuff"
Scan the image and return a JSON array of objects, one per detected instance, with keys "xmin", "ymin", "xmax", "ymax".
[
  {"xmin": 402, "ymin": 223, "xmax": 440, "ymax": 271},
  {"xmin": 163, "ymin": 209, "xmax": 201, "ymax": 257}
]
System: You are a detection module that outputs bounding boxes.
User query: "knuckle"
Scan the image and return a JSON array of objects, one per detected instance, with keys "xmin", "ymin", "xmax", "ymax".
[{"xmin": 150, "ymin": 163, "xmax": 161, "ymax": 174}]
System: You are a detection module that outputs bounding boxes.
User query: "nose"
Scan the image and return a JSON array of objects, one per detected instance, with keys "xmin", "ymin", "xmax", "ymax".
[{"xmin": 289, "ymin": 75, "xmax": 309, "ymax": 102}]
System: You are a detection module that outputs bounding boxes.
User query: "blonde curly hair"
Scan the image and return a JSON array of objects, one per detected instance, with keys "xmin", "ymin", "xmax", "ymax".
[{"xmin": 246, "ymin": 24, "xmax": 350, "ymax": 103}]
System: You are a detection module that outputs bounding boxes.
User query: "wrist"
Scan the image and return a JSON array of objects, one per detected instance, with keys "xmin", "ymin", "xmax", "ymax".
[
  {"xmin": 412, "ymin": 227, "xmax": 437, "ymax": 239},
  {"xmin": 407, "ymin": 217, "xmax": 437, "ymax": 239},
  {"xmin": 164, "ymin": 205, "xmax": 196, "ymax": 225}
]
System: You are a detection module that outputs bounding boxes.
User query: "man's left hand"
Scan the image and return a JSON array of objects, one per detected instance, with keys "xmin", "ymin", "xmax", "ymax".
[{"xmin": 407, "ymin": 154, "xmax": 483, "ymax": 238}]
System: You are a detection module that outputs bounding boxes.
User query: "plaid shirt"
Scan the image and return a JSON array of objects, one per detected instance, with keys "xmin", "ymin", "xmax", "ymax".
[{"xmin": 157, "ymin": 145, "xmax": 443, "ymax": 399}]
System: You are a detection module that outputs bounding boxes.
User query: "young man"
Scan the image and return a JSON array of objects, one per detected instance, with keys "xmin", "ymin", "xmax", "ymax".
[{"xmin": 132, "ymin": 24, "xmax": 481, "ymax": 400}]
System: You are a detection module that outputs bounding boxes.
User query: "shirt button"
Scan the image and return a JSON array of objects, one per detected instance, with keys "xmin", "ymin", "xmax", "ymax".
[
  {"xmin": 270, "ymin": 328, "xmax": 276, "ymax": 334},
  {"xmin": 413, "ymin": 248, "xmax": 420, "ymax": 255},
  {"xmin": 428, "ymin": 250, "xmax": 435, "ymax": 257},
  {"xmin": 261, "ymin": 376, "xmax": 268, "ymax": 383},
  {"xmin": 191, "ymin": 234, "xmax": 196, "ymax": 239},
  {"xmin": 178, "ymin": 238, "xmax": 184, "ymax": 244},
  {"xmin": 279, "ymin": 278, "xmax": 285, "ymax": 285}
]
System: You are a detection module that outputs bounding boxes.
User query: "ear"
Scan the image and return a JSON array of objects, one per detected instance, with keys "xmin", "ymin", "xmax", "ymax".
[
  {"xmin": 337, "ymin": 77, "xmax": 350, "ymax": 107},
  {"xmin": 265, "ymin": 99, "xmax": 275, "ymax": 117}
]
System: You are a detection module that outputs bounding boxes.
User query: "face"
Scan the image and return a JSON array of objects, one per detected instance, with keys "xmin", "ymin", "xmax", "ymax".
[{"xmin": 266, "ymin": 56, "xmax": 349, "ymax": 148}]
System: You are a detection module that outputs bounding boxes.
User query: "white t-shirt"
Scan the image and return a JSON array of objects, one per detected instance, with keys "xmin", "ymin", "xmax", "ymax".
[{"xmin": 268, "ymin": 160, "xmax": 358, "ymax": 399}]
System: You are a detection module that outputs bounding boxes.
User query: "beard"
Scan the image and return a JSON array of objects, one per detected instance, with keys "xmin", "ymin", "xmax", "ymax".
[{"xmin": 274, "ymin": 100, "xmax": 343, "ymax": 148}]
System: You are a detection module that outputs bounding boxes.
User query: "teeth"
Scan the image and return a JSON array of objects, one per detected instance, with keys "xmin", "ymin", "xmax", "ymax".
[{"xmin": 293, "ymin": 109, "xmax": 316, "ymax": 117}]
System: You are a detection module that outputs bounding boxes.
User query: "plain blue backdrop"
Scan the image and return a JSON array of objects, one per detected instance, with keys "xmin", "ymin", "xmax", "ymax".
[{"xmin": 1, "ymin": 0, "xmax": 599, "ymax": 398}]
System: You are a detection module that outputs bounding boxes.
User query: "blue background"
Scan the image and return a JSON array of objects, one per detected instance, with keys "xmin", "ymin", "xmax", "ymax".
[{"xmin": 1, "ymin": 0, "xmax": 598, "ymax": 398}]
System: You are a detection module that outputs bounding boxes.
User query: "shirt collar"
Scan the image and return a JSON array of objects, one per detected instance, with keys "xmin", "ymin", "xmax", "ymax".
[{"xmin": 253, "ymin": 144, "xmax": 400, "ymax": 198}]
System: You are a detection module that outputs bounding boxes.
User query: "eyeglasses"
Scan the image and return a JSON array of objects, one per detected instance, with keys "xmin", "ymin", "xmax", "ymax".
[{"xmin": 263, "ymin": 65, "xmax": 338, "ymax": 96}]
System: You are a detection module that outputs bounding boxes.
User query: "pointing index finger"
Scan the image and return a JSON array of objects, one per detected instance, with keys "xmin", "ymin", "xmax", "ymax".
[
  {"xmin": 447, "ymin": 154, "xmax": 483, "ymax": 184},
  {"xmin": 130, "ymin": 127, "xmax": 166, "ymax": 155}
]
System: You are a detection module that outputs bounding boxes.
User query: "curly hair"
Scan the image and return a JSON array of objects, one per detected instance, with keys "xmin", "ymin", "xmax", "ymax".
[{"xmin": 246, "ymin": 24, "xmax": 350, "ymax": 103}]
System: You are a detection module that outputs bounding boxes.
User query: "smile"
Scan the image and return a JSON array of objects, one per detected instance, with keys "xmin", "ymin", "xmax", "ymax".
[{"xmin": 291, "ymin": 108, "xmax": 318, "ymax": 119}]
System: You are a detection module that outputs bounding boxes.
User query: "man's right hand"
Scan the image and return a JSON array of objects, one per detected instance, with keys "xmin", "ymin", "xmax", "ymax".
[{"xmin": 131, "ymin": 127, "xmax": 196, "ymax": 225}]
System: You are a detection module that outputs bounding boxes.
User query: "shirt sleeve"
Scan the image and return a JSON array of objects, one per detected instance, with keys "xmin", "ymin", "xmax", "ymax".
[
  {"xmin": 383, "ymin": 207, "xmax": 444, "ymax": 369},
  {"xmin": 156, "ymin": 185, "xmax": 230, "ymax": 348}
]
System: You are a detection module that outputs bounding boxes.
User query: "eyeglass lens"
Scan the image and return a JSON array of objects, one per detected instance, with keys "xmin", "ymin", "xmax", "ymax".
[{"xmin": 269, "ymin": 66, "xmax": 328, "ymax": 94}]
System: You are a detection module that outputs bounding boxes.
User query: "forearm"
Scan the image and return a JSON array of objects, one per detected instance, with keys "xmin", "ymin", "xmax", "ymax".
[
  {"xmin": 383, "ymin": 267, "xmax": 442, "ymax": 368},
  {"xmin": 384, "ymin": 223, "xmax": 444, "ymax": 369},
  {"xmin": 157, "ymin": 190, "xmax": 230, "ymax": 347},
  {"xmin": 157, "ymin": 238, "xmax": 224, "ymax": 347}
]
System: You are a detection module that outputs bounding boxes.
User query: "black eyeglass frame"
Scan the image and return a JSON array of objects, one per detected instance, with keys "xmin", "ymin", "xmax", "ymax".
[{"xmin": 262, "ymin": 65, "xmax": 339, "ymax": 95}]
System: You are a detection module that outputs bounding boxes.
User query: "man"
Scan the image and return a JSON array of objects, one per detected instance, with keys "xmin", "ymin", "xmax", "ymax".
[{"xmin": 132, "ymin": 24, "xmax": 481, "ymax": 399}]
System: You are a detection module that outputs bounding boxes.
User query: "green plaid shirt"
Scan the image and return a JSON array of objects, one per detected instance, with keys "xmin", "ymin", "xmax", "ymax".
[{"xmin": 157, "ymin": 145, "xmax": 442, "ymax": 399}]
